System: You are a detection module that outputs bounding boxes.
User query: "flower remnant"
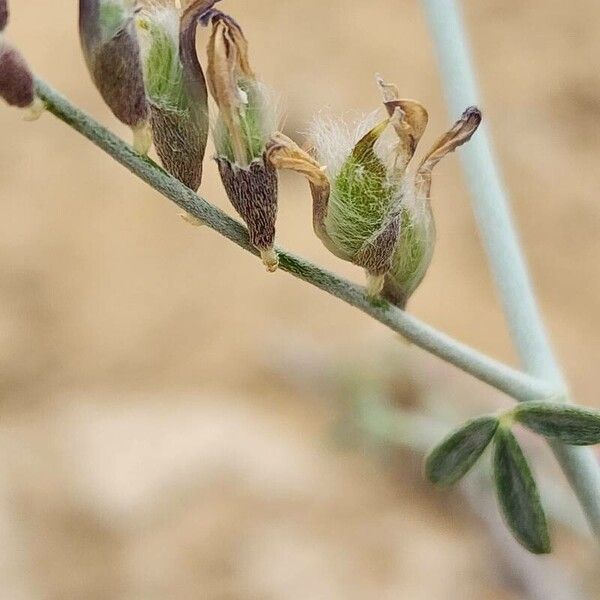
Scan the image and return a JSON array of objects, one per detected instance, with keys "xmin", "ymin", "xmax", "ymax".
[{"xmin": 307, "ymin": 76, "xmax": 481, "ymax": 307}]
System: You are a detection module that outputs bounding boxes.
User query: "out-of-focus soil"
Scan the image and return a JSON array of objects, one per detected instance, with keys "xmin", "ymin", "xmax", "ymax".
[{"xmin": 0, "ymin": 1, "xmax": 599, "ymax": 598}]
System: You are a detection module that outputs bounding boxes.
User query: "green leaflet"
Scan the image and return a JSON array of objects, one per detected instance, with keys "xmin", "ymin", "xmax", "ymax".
[
  {"xmin": 513, "ymin": 402, "xmax": 600, "ymax": 446},
  {"xmin": 425, "ymin": 415, "xmax": 498, "ymax": 486},
  {"xmin": 493, "ymin": 427, "xmax": 550, "ymax": 554}
]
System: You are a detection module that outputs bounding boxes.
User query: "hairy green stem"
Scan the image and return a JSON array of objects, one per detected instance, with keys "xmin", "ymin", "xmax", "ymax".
[{"xmin": 422, "ymin": 0, "xmax": 600, "ymax": 540}]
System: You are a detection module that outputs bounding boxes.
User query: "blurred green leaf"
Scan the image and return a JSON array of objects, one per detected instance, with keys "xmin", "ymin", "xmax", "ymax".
[
  {"xmin": 493, "ymin": 427, "xmax": 551, "ymax": 554},
  {"xmin": 425, "ymin": 416, "xmax": 498, "ymax": 486},
  {"xmin": 514, "ymin": 402, "xmax": 600, "ymax": 446}
]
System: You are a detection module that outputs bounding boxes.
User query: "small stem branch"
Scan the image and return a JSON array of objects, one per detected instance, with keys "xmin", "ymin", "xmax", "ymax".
[
  {"xmin": 422, "ymin": 0, "xmax": 600, "ymax": 539},
  {"xmin": 34, "ymin": 78, "xmax": 556, "ymax": 407}
]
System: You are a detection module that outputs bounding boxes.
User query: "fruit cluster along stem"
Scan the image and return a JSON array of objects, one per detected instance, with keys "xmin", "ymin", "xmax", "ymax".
[{"xmin": 35, "ymin": 73, "xmax": 600, "ymax": 540}]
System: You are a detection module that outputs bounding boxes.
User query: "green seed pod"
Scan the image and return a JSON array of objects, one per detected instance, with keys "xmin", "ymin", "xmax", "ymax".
[
  {"xmin": 0, "ymin": 40, "xmax": 44, "ymax": 118},
  {"xmin": 308, "ymin": 77, "xmax": 481, "ymax": 307},
  {"xmin": 1, "ymin": 0, "xmax": 8, "ymax": 32},
  {"xmin": 79, "ymin": 0, "xmax": 150, "ymax": 153},
  {"xmin": 202, "ymin": 3, "xmax": 282, "ymax": 271},
  {"xmin": 138, "ymin": 1, "xmax": 209, "ymax": 190}
]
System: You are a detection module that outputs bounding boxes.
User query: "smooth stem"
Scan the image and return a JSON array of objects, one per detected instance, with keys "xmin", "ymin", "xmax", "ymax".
[{"xmin": 422, "ymin": 0, "xmax": 600, "ymax": 539}]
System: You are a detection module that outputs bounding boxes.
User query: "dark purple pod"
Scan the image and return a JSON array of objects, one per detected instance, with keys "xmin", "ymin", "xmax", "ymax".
[
  {"xmin": 216, "ymin": 156, "xmax": 279, "ymax": 271},
  {"xmin": 0, "ymin": 42, "xmax": 34, "ymax": 108},
  {"xmin": 0, "ymin": 0, "xmax": 8, "ymax": 32},
  {"xmin": 79, "ymin": 0, "xmax": 148, "ymax": 145}
]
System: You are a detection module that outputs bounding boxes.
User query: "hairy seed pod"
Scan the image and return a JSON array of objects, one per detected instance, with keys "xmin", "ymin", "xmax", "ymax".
[
  {"xmin": 79, "ymin": 0, "xmax": 150, "ymax": 153},
  {"xmin": 0, "ymin": 0, "xmax": 8, "ymax": 32},
  {"xmin": 202, "ymin": 2, "xmax": 283, "ymax": 271},
  {"xmin": 307, "ymin": 76, "xmax": 481, "ymax": 307},
  {"xmin": 216, "ymin": 155, "xmax": 279, "ymax": 270},
  {"xmin": 138, "ymin": 1, "xmax": 209, "ymax": 190}
]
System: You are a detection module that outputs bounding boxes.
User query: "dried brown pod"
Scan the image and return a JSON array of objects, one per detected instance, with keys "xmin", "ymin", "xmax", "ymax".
[{"xmin": 79, "ymin": 0, "xmax": 150, "ymax": 153}]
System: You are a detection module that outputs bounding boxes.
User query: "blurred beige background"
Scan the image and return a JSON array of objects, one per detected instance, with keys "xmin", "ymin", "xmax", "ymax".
[{"xmin": 1, "ymin": 1, "xmax": 599, "ymax": 598}]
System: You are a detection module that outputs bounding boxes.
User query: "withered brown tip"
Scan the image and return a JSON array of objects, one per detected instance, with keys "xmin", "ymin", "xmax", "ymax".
[
  {"xmin": 184, "ymin": 0, "xmax": 223, "ymax": 25},
  {"xmin": 462, "ymin": 106, "xmax": 482, "ymax": 125}
]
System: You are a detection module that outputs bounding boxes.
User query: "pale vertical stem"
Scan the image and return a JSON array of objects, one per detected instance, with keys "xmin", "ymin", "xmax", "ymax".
[{"xmin": 422, "ymin": 0, "xmax": 600, "ymax": 539}]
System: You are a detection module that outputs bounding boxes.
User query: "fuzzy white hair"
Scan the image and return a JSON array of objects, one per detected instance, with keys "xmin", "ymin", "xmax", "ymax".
[
  {"xmin": 307, "ymin": 109, "xmax": 384, "ymax": 179},
  {"xmin": 137, "ymin": 2, "xmax": 180, "ymax": 53}
]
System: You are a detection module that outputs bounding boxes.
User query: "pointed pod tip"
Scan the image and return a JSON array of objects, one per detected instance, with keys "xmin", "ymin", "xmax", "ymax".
[
  {"xmin": 260, "ymin": 248, "xmax": 279, "ymax": 272},
  {"xmin": 132, "ymin": 121, "xmax": 152, "ymax": 155},
  {"xmin": 22, "ymin": 96, "xmax": 46, "ymax": 121},
  {"xmin": 462, "ymin": 105, "xmax": 482, "ymax": 124}
]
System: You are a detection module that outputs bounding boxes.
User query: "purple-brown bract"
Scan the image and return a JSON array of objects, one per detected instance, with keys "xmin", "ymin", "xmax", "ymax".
[{"xmin": 79, "ymin": 0, "xmax": 150, "ymax": 152}]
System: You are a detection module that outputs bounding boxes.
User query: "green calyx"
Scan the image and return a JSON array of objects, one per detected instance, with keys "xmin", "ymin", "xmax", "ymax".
[
  {"xmin": 139, "ymin": 14, "xmax": 189, "ymax": 113},
  {"xmin": 387, "ymin": 207, "xmax": 434, "ymax": 300},
  {"xmin": 326, "ymin": 122, "xmax": 400, "ymax": 257},
  {"xmin": 98, "ymin": 1, "xmax": 128, "ymax": 41},
  {"xmin": 214, "ymin": 78, "xmax": 271, "ymax": 165}
]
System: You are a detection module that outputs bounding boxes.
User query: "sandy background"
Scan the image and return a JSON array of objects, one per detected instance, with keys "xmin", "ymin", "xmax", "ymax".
[{"xmin": 1, "ymin": 0, "xmax": 599, "ymax": 598}]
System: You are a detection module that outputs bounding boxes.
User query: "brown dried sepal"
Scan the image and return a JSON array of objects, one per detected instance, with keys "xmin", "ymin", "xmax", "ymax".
[
  {"xmin": 265, "ymin": 132, "xmax": 333, "ymax": 252},
  {"xmin": 417, "ymin": 106, "xmax": 482, "ymax": 198},
  {"xmin": 216, "ymin": 156, "xmax": 279, "ymax": 271},
  {"xmin": 377, "ymin": 76, "xmax": 429, "ymax": 174},
  {"xmin": 205, "ymin": 7, "xmax": 254, "ymax": 166}
]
